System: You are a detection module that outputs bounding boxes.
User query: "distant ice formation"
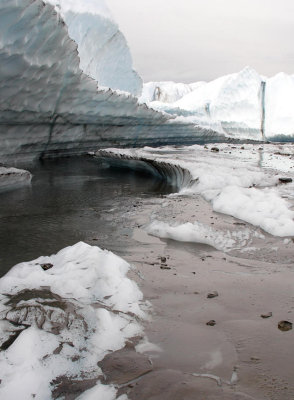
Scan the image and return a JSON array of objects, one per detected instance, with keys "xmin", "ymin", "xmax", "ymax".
[
  {"xmin": 141, "ymin": 67, "xmax": 294, "ymax": 141},
  {"xmin": 46, "ymin": 0, "xmax": 142, "ymax": 96},
  {"xmin": 140, "ymin": 81, "xmax": 204, "ymax": 104}
]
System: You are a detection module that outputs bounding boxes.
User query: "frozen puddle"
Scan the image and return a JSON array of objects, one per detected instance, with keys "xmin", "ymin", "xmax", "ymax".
[{"xmin": 0, "ymin": 242, "xmax": 147, "ymax": 399}]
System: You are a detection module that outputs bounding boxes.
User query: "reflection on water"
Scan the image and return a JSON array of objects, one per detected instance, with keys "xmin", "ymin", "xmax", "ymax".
[{"xmin": 0, "ymin": 156, "xmax": 172, "ymax": 277}]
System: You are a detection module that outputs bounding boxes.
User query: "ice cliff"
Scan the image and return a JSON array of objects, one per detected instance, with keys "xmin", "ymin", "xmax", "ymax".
[
  {"xmin": 141, "ymin": 67, "xmax": 294, "ymax": 141},
  {"xmin": 46, "ymin": 0, "xmax": 142, "ymax": 96},
  {"xmin": 1, "ymin": 0, "xmax": 222, "ymax": 163},
  {"xmin": 0, "ymin": 0, "xmax": 175, "ymax": 162}
]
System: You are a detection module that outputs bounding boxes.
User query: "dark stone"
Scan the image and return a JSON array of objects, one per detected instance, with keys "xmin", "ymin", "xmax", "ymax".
[
  {"xmin": 278, "ymin": 177, "xmax": 293, "ymax": 184},
  {"xmin": 160, "ymin": 257, "xmax": 167, "ymax": 263},
  {"xmin": 206, "ymin": 320, "xmax": 216, "ymax": 326},
  {"xmin": 278, "ymin": 321, "xmax": 293, "ymax": 332},
  {"xmin": 160, "ymin": 266, "xmax": 171, "ymax": 270},
  {"xmin": 40, "ymin": 263, "xmax": 54, "ymax": 271},
  {"xmin": 207, "ymin": 291, "xmax": 218, "ymax": 299},
  {"xmin": 260, "ymin": 312, "xmax": 272, "ymax": 319},
  {"xmin": 211, "ymin": 147, "xmax": 219, "ymax": 152}
]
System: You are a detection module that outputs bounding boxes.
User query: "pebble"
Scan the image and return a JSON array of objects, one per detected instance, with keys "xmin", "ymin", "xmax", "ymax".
[
  {"xmin": 40, "ymin": 263, "xmax": 53, "ymax": 271},
  {"xmin": 207, "ymin": 291, "xmax": 219, "ymax": 299},
  {"xmin": 206, "ymin": 320, "xmax": 216, "ymax": 326},
  {"xmin": 260, "ymin": 312, "xmax": 272, "ymax": 319},
  {"xmin": 278, "ymin": 321, "xmax": 292, "ymax": 332}
]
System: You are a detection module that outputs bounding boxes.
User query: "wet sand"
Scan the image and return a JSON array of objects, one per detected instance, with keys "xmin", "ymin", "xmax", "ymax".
[{"xmin": 109, "ymin": 192, "xmax": 294, "ymax": 400}]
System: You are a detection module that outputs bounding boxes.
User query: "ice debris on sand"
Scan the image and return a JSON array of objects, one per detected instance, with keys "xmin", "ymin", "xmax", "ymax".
[{"xmin": 0, "ymin": 242, "xmax": 145, "ymax": 399}]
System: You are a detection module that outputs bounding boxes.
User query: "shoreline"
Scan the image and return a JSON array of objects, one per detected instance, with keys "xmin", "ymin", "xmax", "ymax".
[
  {"xmin": 115, "ymin": 191, "xmax": 294, "ymax": 400},
  {"xmin": 0, "ymin": 146, "xmax": 294, "ymax": 399}
]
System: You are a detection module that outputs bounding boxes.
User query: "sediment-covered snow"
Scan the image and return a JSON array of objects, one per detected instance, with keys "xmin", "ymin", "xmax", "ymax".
[
  {"xmin": 47, "ymin": 0, "xmax": 142, "ymax": 95},
  {"xmin": 0, "ymin": 242, "xmax": 145, "ymax": 399},
  {"xmin": 97, "ymin": 144, "xmax": 294, "ymax": 237}
]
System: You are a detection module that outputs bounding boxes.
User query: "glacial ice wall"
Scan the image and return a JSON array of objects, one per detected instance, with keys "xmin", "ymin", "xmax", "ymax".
[
  {"xmin": 143, "ymin": 67, "xmax": 294, "ymax": 141},
  {"xmin": 47, "ymin": 0, "xmax": 143, "ymax": 96},
  {"xmin": 0, "ymin": 0, "xmax": 172, "ymax": 161}
]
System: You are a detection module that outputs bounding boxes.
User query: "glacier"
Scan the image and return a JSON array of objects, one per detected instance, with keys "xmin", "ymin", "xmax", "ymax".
[
  {"xmin": 141, "ymin": 67, "xmax": 294, "ymax": 141},
  {"xmin": 0, "ymin": 0, "xmax": 223, "ymax": 163},
  {"xmin": 1, "ymin": 0, "xmax": 294, "ymax": 165},
  {"xmin": 46, "ymin": 0, "xmax": 142, "ymax": 96}
]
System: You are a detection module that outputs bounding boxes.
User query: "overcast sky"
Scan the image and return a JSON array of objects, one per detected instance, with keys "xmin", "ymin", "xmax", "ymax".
[{"xmin": 107, "ymin": 0, "xmax": 294, "ymax": 83}]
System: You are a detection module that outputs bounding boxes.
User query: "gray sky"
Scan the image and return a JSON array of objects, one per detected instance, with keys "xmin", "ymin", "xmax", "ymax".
[{"xmin": 106, "ymin": 0, "xmax": 294, "ymax": 83}]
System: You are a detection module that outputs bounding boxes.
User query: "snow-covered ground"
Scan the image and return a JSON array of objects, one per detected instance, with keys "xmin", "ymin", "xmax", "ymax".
[
  {"xmin": 97, "ymin": 143, "xmax": 294, "ymax": 238},
  {"xmin": 140, "ymin": 67, "xmax": 294, "ymax": 141},
  {"xmin": 0, "ymin": 242, "xmax": 147, "ymax": 399}
]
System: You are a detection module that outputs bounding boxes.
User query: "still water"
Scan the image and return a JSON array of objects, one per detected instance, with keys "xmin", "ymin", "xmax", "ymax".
[{"xmin": 0, "ymin": 156, "xmax": 171, "ymax": 277}]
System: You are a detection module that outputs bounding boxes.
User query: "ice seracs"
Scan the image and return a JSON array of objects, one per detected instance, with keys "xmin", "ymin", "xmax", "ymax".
[
  {"xmin": 265, "ymin": 72, "xmax": 294, "ymax": 139},
  {"xmin": 47, "ymin": 0, "xmax": 142, "ymax": 96},
  {"xmin": 143, "ymin": 67, "xmax": 294, "ymax": 141}
]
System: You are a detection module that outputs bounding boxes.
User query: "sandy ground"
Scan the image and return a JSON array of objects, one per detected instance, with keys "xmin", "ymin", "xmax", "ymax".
[{"xmin": 102, "ymin": 191, "xmax": 294, "ymax": 400}]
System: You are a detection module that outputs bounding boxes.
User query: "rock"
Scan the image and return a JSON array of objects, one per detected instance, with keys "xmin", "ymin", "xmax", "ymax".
[
  {"xmin": 260, "ymin": 312, "xmax": 272, "ymax": 319},
  {"xmin": 211, "ymin": 147, "xmax": 219, "ymax": 152},
  {"xmin": 278, "ymin": 177, "xmax": 293, "ymax": 184},
  {"xmin": 160, "ymin": 256, "xmax": 167, "ymax": 263},
  {"xmin": 206, "ymin": 320, "xmax": 216, "ymax": 326},
  {"xmin": 278, "ymin": 321, "xmax": 293, "ymax": 332},
  {"xmin": 160, "ymin": 266, "xmax": 171, "ymax": 270},
  {"xmin": 207, "ymin": 291, "xmax": 218, "ymax": 299},
  {"xmin": 40, "ymin": 263, "xmax": 53, "ymax": 271}
]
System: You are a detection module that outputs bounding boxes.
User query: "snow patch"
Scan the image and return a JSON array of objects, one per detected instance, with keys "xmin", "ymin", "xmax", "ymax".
[{"xmin": 0, "ymin": 242, "xmax": 145, "ymax": 399}]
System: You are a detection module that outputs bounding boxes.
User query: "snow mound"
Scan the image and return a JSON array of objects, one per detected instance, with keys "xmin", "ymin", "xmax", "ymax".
[
  {"xmin": 147, "ymin": 220, "xmax": 256, "ymax": 252},
  {"xmin": 47, "ymin": 0, "xmax": 142, "ymax": 95},
  {"xmin": 0, "ymin": 242, "xmax": 145, "ymax": 399}
]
